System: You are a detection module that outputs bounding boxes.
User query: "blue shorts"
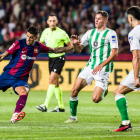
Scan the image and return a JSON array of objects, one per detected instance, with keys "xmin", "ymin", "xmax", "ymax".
[{"xmin": 0, "ymin": 72, "xmax": 29, "ymax": 95}]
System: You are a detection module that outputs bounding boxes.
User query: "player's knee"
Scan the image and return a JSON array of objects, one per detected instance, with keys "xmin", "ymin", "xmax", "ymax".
[
  {"xmin": 49, "ymin": 78, "xmax": 55, "ymax": 84},
  {"xmin": 92, "ymin": 95, "xmax": 102, "ymax": 103},
  {"xmin": 114, "ymin": 89, "xmax": 119, "ymax": 97},
  {"xmin": 19, "ymin": 88, "xmax": 28, "ymax": 95}
]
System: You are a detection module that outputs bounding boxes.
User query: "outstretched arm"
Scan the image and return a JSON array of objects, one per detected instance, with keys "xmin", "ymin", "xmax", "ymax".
[
  {"xmin": 92, "ymin": 48, "xmax": 118, "ymax": 75},
  {"xmin": 0, "ymin": 51, "xmax": 9, "ymax": 62},
  {"xmin": 47, "ymin": 46, "xmax": 74, "ymax": 53}
]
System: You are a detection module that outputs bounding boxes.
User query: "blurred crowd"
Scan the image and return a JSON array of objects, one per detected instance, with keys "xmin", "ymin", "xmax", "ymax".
[{"xmin": 0, "ymin": 0, "xmax": 139, "ymax": 54}]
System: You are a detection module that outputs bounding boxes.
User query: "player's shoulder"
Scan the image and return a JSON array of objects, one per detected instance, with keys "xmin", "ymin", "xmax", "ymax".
[
  {"xmin": 42, "ymin": 28, "xmax": 50, "ymax": 33},
  {"xmin": 129, "ymin": 25, "xmax": 140, "ymax": 37},
  {"xmin": 57, "ymin": 27, "xmax": 67, "ymax": 34},
  {"xmin": 107, "ymin": 28, "xmax": 116, "ymax": 34}
]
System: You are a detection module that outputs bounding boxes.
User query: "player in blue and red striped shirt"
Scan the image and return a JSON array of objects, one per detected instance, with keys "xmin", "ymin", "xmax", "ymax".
[{"xmin": 0, "ymin": 26, "xmax": 74, "ymax": 123}]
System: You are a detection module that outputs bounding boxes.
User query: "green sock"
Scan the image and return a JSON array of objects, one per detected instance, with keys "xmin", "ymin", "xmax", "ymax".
[
  {"xmin": 55, "ymin": 86, "xmax": 64, "ymax": 109},
  {"xmin": 70, "ymin": 97, "xmax": 78, "ymax": 116},
  {"xmin": 115, "ymin": 94, "xmax": 129, "ymax": 121},
  {"xmin": 44, "ymin": 84, "xmax": 55, "ymax": 108}
]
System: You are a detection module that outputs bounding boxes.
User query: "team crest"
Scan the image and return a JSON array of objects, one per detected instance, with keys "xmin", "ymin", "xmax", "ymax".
[
  {"xmin": 128, "ymin": 36, "xmax": 133, "ymax": 44},
  {"xmin": 102, "ymin": 36, "xmax": 105, "ymax": 39},
  {"xmin": 34, "ymin": 48, "xmax": 38, "ymax": 53}
]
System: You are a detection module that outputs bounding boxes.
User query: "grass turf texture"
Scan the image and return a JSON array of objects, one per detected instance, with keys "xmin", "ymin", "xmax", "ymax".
[{"xmin": 0, "ymin": 90, "xmax": 140, "ymax": 140}]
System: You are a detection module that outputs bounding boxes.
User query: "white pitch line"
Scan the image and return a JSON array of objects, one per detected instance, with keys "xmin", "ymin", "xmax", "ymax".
[
  {"xmin": 1, "ymin": 126, "xmax": 140, "ymax": 129},
  {"xmin": 5, "ymin": 135, "xmax": 140, "ymax": 140}
]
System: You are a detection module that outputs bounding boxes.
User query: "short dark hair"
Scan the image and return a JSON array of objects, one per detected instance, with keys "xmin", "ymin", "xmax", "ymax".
[
  {"xmin": 48, "ymin": 13, "xmax": 57, "ymax": 18},
  {"xmin": 127, "ymin": 6, "xmax": 140, "ymax": 20},
  {"xmin": 27, "ymin": 26, "xmax": 39, "ymax": 36},
  {"xmin": 96, "ymin": 10, "xmax": 109, "ymax": 19}
]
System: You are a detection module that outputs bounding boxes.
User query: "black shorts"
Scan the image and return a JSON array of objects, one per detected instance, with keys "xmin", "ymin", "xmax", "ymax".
[{"xmin": 49, "ymin": 55, "xmax": 65, "ymax": 75}]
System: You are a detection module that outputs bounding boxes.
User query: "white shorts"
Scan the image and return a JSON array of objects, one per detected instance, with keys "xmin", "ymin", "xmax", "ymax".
[
  {"xmin": 78, "ymin": 66, "xmax": 110, "ymax": 91},
  {"xmin": 121, "ymin": 69, "xmax": 140, "ymax": 92}
]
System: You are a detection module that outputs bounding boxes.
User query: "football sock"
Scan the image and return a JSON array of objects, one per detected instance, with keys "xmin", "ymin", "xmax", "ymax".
[
  {"xmin": 70, "ymin": 97, "xmax": 78, "ymax": 116},
  {"xmin": 55, "ymin": 86, "xmax": 64, "ymax": 109},
  {"xmin": 115, "ymin": 94, "xmax": 130, "ymax": 125},
  {"xmin": 14, "ymin": 95, "xmax": 27, "ymax": 113},
  {"xmin": 44, "ymin": 84, "xmax": 55, "ymax": 108}
]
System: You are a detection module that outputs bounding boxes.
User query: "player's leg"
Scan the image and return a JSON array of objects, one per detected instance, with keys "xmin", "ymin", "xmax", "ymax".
[
  {"xmin": 92, "ymin": 72, "xmax": 110, "ymax": 103},
  {"xmin": 92, "ymin": 86, "xmax": 104, "ymax": 103},
  {"xmin": 64, "ymin": 77, "xmax": 87, "ymax": 123},
  {"xmin": 36, "ymin": 57, "xmax": 56, "ymax": 112},
  {"xmin": 113, "ymin": 84, "xmax": 133, "ymax": 131},
  {"xmin": 51, "ymin": 56, "xmax": 65, "ymax": 112},
  {"xmin": 113, "ymin": 70, "xmax": 138, "ymax": 132},
  {"xmin": 11, "ymin": 85, "xmax": 29, "ymax": 123}
]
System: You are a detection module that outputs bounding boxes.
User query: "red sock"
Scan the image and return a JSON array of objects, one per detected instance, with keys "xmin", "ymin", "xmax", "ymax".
[{"xmin": 14, "ymin": 95, "xmax": 27, "ymax": 113}]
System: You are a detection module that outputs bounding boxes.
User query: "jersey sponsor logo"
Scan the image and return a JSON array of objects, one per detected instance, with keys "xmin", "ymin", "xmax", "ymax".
[
  {"xmin": 112, "ymin": 36, "xmax": 116, "ymax": 43},
  {"xmin": 128, "ymin": 36, "xmax": 133, "ymax": 44},
  {"xmin": 9, "ymin": 43, "xmax": 15, "ymax": 50},
  {"xmin": 93, "ymin": 41, "xmax": 98, "ymax": 47},
  {"xmin": 21, "ymin": 55, "xmax": 36, "ymax": 60},
  {"xmin": 21, "ymin": 54, "xmax": 27, "ymax": 60},
  {"xmin": 34, "ymin": 48, "xmax": 38, "ymax": 53},
  {"xmin": 45, "ymin": 38, "xmax": 48, "ymax": 44}
]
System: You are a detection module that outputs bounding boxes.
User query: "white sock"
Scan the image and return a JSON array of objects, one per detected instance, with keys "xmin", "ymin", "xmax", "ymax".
[
  {"xmin": 122, "ymin": 120, "xmax": 130, "ymax": 125},
  {"xmin": 71, "ymin": 116, "xmax": 77, "ymax": 120}
]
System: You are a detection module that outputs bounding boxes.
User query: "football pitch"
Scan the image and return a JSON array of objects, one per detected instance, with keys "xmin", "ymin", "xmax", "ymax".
[{"xmin": 0, "ymin": 90, "xmax": 140, "ymax": 140}]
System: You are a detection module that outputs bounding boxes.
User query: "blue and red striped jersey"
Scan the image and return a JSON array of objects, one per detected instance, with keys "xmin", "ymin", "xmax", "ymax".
[{"xmin": 4, "ymin": 39, "xmax": 50, "ymax": 80}]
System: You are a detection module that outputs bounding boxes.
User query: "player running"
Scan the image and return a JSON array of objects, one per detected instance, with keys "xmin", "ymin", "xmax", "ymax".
[
  {"xmin": 113, "ymin": 6, "xmax": 140, "ymax": 132},
  {"xmin": 64, "ymin": 10, "xmax": 118, "ymax": 123},
  {"xmin": 0, "ymin": 26, "xmax": 73, "ymax": 123}
]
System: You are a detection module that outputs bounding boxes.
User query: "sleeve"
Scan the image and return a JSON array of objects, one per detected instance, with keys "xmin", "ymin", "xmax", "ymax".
[
  {"xmin": 128, "ymin": 32, "xmax": 140, "ymax": 51},
  {"xmin": 108, "ymin": 30, "xmax": 118, "ymax": 49},
  {"xmin": 63, "ymin": 31, "xmax": 70, "ymax": 44},
  {"xmin": 7, "ymin": 40, "xmax": 20, "ymax": 55},
  {"xmin": 39, "ymin": 42, "xmax": 50, "ymax": 53},
  {"xmin": 40, "ymin": 30, "xmax": 46, "ymax": 43},
  {"xmin": 81, "ymin": 31, "xmax": 90, "ymax": 47}
]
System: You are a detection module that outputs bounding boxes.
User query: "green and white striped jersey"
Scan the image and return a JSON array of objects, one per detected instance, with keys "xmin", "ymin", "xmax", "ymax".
[{"xmin": 81, "ymin": 28, "xmax": 118, "ymax": 72}]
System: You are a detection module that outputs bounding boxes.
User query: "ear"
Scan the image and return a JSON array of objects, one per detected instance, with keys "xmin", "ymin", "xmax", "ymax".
[
  {"xmin": 56, "ymin": 20, "xmax": 58, "ymax": 24},
  {"xmin": 35, "ymin": 36, "xmax": 38, "ymax": 40},
  {"xmin": 47, "ymin": 20, "xmax": 49, "ymax": 25}
]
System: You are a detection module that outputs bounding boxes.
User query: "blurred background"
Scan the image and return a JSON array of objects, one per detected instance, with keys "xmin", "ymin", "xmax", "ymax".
[{"xmin": 0, "ymin": 0, "xmax": 137, "ymax": 55}]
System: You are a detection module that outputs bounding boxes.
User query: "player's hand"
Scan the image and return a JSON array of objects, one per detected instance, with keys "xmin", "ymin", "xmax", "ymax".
[
  {"xmin": 70, "ymin": 35, "xmax": 81, "ymax": 45},
  {"xmin": 92, "ymin": 65, "xmax": 103, "ymax": 75},
  {"xmin": 134, "ymin": 77, "xmax": 140, "ymax": 88},
  {"xmin": 0, "ymin": 55, "xmax": 3, "ymax": 62}
]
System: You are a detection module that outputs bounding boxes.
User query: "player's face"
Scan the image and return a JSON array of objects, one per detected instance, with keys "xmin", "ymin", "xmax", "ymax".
[
  {"xmin": 26, "ymin": 32, "xmax": 37, "ymax": 46},
  {"xmin": 95, "ymin": 14, "xmax": 107, "ymax": 29},
  {"xmin": 47, "ymin": 16, "xmax": 58, "ymax": 30}
]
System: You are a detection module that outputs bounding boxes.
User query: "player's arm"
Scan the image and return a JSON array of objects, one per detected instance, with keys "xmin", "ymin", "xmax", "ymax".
[
  {"xmin": 0, "ymin": 51, "xmax": 9, "ymax": 62},
  {"xmin": 132, "ymin": 50, "xmax": 140, "ymax": 87},
  {"xmin": 47, "ymin": 46, "xmax": 74, "ymax": 53},
  {"xmin": 70, "ymin": 35, "xmax": 85, "ymax": 53},
  {"xmin": 92, "ymin": 48, "xmax": 118, "ymax": 74}
]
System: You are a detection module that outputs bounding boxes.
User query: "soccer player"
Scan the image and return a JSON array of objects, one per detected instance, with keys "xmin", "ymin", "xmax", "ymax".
[
  {"xmin": 64, "ymin": 10, "xmax": 118, "ymax": 123},
  {"xmin": 113, "ymin": 6, "xmax": 140, "ymax": 132},
  {"xmin": 36, "ymin": 13, "xmax": 72, "ymax": 112},
  {"xmin": 0, "ymin": 26, "xmax": 73, "ymax": 123}
]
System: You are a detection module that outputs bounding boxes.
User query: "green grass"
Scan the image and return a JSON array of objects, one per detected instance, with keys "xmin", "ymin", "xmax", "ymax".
[{"xmin": 0, "ymin": 90, "xmax": 140, "ymax": 140}]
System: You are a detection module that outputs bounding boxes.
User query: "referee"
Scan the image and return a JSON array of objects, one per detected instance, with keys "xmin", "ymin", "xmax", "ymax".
[{"xmin": 36, "ymin": 13, "xmax": 72, "ymax": 112}]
